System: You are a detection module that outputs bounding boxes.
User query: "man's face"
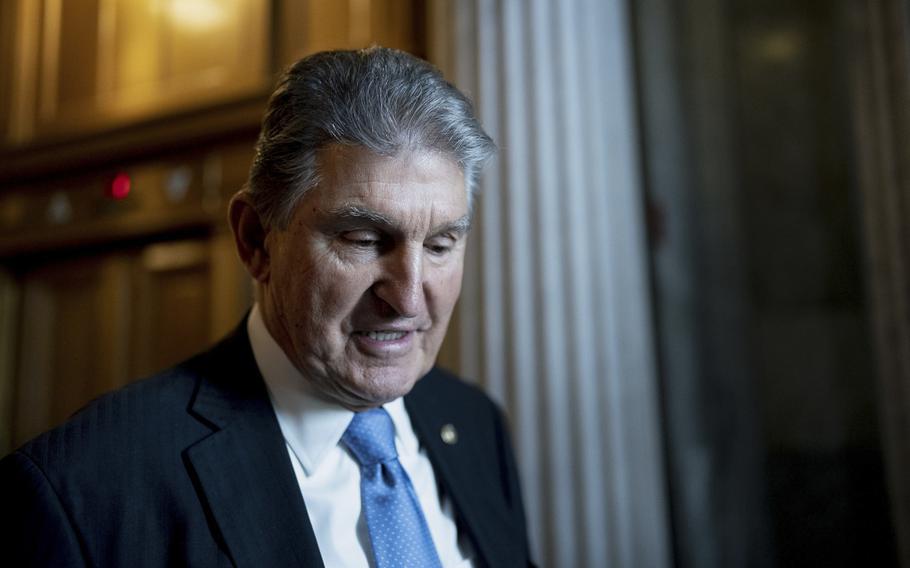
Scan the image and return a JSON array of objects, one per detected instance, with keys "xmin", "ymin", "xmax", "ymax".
[{"xmin": 259, "ymin": 144, "xmax": 469, "ymax": 409}]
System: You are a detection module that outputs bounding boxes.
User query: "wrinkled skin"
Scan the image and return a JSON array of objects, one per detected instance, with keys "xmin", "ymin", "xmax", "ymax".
[{"xmin": 230, "ymin": 144, "xmax": 469, "ymax": 410}]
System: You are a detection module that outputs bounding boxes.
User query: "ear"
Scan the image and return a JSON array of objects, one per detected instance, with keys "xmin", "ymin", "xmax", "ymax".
[{"xmin": 228, "ymin": 192, "xmax": 272, "ymax": 282}]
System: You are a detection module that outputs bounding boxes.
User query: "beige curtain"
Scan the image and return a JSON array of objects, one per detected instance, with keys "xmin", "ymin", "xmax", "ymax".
[
  {"xmin": 848, "ymin": 1, "xmax": 910, "ymax": 566},
  {"xmin": 429, "ymin": 1, "xmax": 672, "ymax": 566}
]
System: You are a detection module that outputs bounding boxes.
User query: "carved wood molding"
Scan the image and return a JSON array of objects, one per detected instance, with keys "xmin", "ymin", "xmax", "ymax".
[{"xmin": 0, "ymin": 92, "xmax": 268, "ymax": 186}]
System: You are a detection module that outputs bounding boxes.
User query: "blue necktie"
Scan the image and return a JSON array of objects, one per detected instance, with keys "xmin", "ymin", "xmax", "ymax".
[{"xmin": 342, "ymin": 408, "xmax": 443, "ymax": 568}]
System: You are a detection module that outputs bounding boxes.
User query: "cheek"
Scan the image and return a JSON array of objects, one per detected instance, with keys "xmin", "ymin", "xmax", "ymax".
[
  {"xmin": 306, "ymin": 263, "xmax": 376, "ymax": 323},
  {"xmin": 430, "ymin": 262, "xmax": 465, "ymax": 310}
]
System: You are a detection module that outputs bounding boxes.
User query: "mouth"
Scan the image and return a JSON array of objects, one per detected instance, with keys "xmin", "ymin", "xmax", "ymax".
[
  {"xmin": 355, "ymin": 330, "xmax": 409, "ymax": 341},
  {"xmin": 351, "ymin": 329, "xmax": 417, "ymax": 356}
]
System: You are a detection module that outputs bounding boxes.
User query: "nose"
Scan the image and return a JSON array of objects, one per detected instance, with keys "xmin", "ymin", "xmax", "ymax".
[{"xmin": 372, "ymin": 244, "xmax": 425, "ymax": 318}]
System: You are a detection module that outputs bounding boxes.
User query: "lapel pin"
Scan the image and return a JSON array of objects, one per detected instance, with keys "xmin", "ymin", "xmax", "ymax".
[{"xmin": 440, "ymin": 424, "xmax": 458, "ymax": 445}]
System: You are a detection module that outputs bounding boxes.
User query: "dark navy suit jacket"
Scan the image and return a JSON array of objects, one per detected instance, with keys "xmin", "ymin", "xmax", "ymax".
[{"xmin": 0, "ymin": 322, "xmax": 532, "ymax": 567}]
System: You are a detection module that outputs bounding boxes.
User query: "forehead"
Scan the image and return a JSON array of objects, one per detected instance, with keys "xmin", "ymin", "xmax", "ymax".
[{"xmin": 308, "ymin": 144, "xmax": 467, "ymax": 209}]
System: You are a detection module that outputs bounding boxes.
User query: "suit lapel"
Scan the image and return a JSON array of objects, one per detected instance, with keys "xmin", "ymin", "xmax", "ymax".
[
  {"xmin": 180, "ymin": 325, "xmax": 523, "ymax": 567},
  {"xmin": 405, "ymin": 371, "xmax": 525, "ymax": 568},
  {"xmin": 184, "ymin": 324, "xmax": 324, "ymax": 568}
]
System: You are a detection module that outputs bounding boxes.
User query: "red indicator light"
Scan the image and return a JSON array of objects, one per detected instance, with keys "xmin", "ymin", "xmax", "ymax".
[{"xmin": 109, "ymin": 172, "xmax": 131, "ymax": 200}]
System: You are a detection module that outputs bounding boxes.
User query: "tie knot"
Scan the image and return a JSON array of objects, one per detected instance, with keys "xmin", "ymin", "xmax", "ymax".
[{"xmin": 342, "ymin": 408, "xmax": 398, "ymax": 466}]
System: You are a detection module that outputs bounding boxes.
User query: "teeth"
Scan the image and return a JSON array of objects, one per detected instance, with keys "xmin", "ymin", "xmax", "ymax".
[{"xmin": 364, "ymin": 330, "xmax": 407, "ymax": 341}]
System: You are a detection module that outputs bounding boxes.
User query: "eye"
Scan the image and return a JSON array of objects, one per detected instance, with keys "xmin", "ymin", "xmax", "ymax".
[
  {"xmin": 425, "ymin": 237, "xmax": 455, "ymax": 255},
  {"xmin": 342, "ymin": 230, "xmax": 381, "ymax": 247}
]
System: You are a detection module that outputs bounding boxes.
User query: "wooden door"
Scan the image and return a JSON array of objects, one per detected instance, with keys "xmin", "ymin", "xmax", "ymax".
[
  {"xmin": 9, "ymin": 234, "xmax": 251, "ymax": 448},
  {"xmin": 14, "ymin": 253, "xmax": 132, "ymax": 445}
]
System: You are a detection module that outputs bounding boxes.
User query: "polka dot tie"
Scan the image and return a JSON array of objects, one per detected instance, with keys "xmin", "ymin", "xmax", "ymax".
[{"xmin": 342, "ymin": 408, "xmax": 443, "ymax": 568}]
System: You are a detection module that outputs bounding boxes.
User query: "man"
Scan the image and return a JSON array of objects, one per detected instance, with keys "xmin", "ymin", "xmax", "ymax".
[{"xmin": 1, "ymin": 47, "xmax": 532, "ymax": 567}]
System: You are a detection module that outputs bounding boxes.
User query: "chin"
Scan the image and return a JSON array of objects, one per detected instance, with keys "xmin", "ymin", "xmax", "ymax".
[{"xmin": 350, "ymin": 364, "xmax": 425, "ymax": 405}]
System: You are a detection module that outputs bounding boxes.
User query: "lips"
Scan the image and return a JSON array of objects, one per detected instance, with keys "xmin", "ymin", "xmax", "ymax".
[
  {"xmin": 359, "ymin": 330, "xmax": 408, "ymax": 341},
  {"xmin": 351, "ymin": 329, "xmax": 417, "ymax": 357}
]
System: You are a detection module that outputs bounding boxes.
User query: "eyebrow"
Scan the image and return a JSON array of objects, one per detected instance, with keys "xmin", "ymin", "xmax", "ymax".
[
  {"xmin": 327, "ymin": 204, "xmax": 394, "ymax": 226},
  {"xmin": 326, "ymin": 204, "xmax": 473, "ymax": 236}
]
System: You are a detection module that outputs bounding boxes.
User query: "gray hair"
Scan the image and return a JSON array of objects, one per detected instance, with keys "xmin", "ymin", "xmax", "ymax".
[{"xmin": 245, "ymin": 46, "xmax": 496, "ymax": 228}]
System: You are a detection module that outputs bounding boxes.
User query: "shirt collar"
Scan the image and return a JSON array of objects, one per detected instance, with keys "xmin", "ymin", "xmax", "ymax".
[{"xmin": 246, "ymin": 304, "xmax": 419, "ymax": 475}]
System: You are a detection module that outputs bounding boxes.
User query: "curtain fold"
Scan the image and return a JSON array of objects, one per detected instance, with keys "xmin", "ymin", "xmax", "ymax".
[{"xmin": 429, "ymin": 1, "xmax": 671, "ymax": 566}]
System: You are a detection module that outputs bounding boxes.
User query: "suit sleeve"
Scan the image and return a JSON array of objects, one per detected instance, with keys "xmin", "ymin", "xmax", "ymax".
[{"xmin": 0, "ymin": 451, "xmax": 88, "ymax": 567}]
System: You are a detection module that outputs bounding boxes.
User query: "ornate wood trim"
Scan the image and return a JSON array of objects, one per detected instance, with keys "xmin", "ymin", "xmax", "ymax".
[{"xmin": 0, "ymin": 92, "xmax": 269, "ymax": 186}]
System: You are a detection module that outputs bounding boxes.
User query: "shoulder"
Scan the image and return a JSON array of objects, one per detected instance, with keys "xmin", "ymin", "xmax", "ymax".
[
  {"xmin": 2, "ymin": 332, "xmax": 241, "ymax": 495},
  {"xmin": 18, "ymin": 362, "xmax": 199, "ymax": 459},
  {"xmin": 407, "ymin": 367, "xmax": 510, "ymax": 434},
  {"xmin": 0, "ymin": 344, "xmax": 240, "ymax": 565},
  {"xmin": 405, "ymin": 368, "xmax": 533, "ymax": 564},
  {"xmin": 0, "ymin": 343, "xmax": 234, "ymax": 560},
  {"xmin": 405, "ymin": 367, "xmax": 514, "ymax": 455},
  {"xmin": 409, "ymin": 366, "xmax": 499, "ymax": 411},
  {"xmin": 0, "ymin": 324, "xmax": 262, "ymax": 564},
  {"xmin": 8, "ymin": 325, "xmax": 250, "ymax": 472},
  {"xmin": 0, "ymin": 357, "xmax": 204, "ymax": 564}
]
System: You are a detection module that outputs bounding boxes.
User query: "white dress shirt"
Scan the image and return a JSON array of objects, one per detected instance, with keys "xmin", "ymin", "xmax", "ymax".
[{"xmin": 247, "ymin": 305, "xmax": 473, "ymax": 567}]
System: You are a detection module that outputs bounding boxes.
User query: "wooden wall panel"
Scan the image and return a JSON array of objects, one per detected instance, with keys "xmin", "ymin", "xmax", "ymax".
[
  {"xmin": 0, "ymin": 272, "xmax": 20, "ymax": 456},
  {"xmin": 10, "ymin": 235, "xmax": 252, "ymax": 447},
  {"xmin": 0, "ymin": 0, "xmax": 424, "ymax": 454},
  {"xmin": 132, "ymin": 241, "xmax": 212, "ymax": 378},
  {"xmin": 14, "ymin": 255, "xmax": 132, "ymax": 445},
  {"xmin": 4, "ymin": 0, "xmax": 424, "ymax": 147},
  {"xmin": 278, "ymin": 0, "xmax": 423, "ymax": 67},
  {"xmin": 51, "ymin": 0, "xmax": 100, "ymax": 116},
  {"xmin": 371, "ymin": 0, "xmax": 421, "ymax": 54},
  {"xmin": 11, "ymin": 0, "xmax": 271, "ymax": 142},
  {"xmin": 0, "ymin": 1, "xmax": 18, "ymax": 140}
]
